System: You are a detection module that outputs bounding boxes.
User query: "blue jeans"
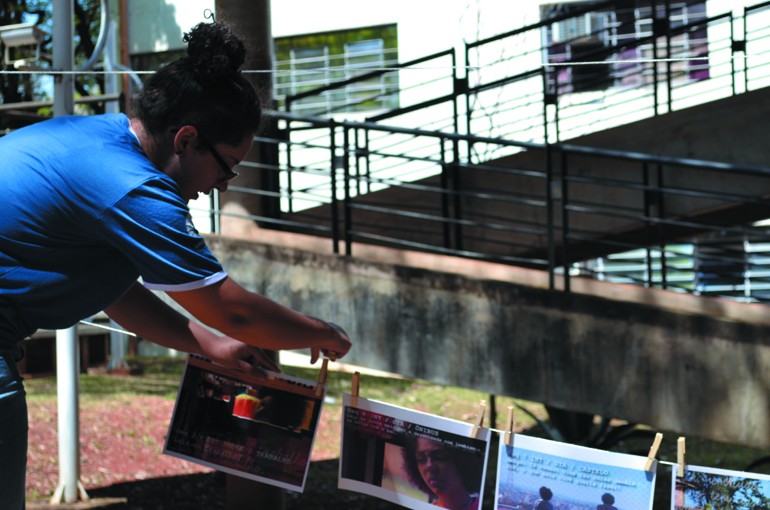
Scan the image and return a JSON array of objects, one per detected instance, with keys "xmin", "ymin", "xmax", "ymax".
[{"xmin": 0, "ymin": 354, "xmax": 27, "ymax": 510}]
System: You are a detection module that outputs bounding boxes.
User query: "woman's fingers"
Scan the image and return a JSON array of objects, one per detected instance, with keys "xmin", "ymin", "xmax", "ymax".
[{"xmin": 310, "ymin": 347, "xmax": 321, "ymax": 364}]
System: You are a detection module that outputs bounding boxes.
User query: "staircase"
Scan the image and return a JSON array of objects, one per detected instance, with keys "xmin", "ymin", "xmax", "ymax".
[
  {"xmin": 198, "ymin": 1, "xmax": 770, "ymax": 447},
  {"xmin": 216, "ymin": 0, "xmax": 770, "ymax": 304}
]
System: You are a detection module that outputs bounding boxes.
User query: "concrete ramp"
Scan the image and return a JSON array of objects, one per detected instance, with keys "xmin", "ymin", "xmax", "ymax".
[
  {"xmin": 283, "ymin": 87, "xmax": 770, "ymax": 267},
  {"xmin": 208, "ymin": 230, "xmax": 770, "ymax": 449}
]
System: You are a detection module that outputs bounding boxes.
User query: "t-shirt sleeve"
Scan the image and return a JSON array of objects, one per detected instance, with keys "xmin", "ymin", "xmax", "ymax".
[{"xmin": 96, "ymin": 178, "xmax": 226, "ymax": 291}]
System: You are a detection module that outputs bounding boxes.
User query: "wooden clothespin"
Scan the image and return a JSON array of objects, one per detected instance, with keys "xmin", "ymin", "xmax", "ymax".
[
  {"xmin": 504, "ymin": 405, "xmax": 515, "ymax": 447},
  {"xmin": 470, "ymin": 400, "xmax": 486, "ymax": 438},
  {"xmin": 351, "ymin": 371, "xmax": 360, "ymax": 406},
  {"xmin": 314, "ymin": 358, "xmax": 329, "ymax": 397},
  {"xmin": 677, "ymin": 437, "xmax": 686, "ymax": 477},
  {"xmin": 644, "ymin": 432, "xmax": 663, "ymax": 471}
]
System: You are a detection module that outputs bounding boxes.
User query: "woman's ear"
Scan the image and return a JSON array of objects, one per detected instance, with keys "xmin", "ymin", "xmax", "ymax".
[{"xmin": 172, "ymin": 125, "xmax": 199, "ymax": 155}]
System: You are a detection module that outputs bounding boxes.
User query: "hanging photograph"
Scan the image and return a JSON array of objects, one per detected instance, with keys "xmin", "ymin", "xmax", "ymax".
[
  {"xmin": 672, "ymin": 463, "xmax": 770, "ymax": 509},
  {"xmin": 339, "ymin": 394, "xmax": 491, "ymax": 510},
  {"xmin": 164, "ymin": 355, "xmax": 324, "ymax": 492},
  {"xmin": 495, "ymin": 434, "xmax": 656, "ymax": 510}
]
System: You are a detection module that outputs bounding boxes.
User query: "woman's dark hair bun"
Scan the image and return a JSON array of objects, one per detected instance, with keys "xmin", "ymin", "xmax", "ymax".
[
  {"xmin": 135, "ymin": 20, "xmax": 261, "ymax": 143},
  {"xmin": 183, "ymin": 22, "xmax": 246, "ymax": 81}
]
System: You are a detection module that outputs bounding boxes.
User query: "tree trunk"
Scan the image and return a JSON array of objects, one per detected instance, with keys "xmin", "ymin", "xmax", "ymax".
[{"xmin": 215, "ymin": 0, "xmax": 280, "ymax": 239}]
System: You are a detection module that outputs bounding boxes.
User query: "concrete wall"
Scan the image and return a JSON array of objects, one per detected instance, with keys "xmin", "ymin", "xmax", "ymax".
[{"xmin": 207, "ymin": 233, "xmax": 770, "ymax": 448}]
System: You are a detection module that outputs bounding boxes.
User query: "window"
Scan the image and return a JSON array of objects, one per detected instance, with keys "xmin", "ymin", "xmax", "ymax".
[
  {"xmin": 627, "ymin": 2, "xmax": 710, "ymax": 84},
  {"xmin": 542, "ymin": 1, "xmax": 708, "ymax": 94},
  {"xmin": 274, "ymin": 25, "xmax": 399, "ymax": 115}
]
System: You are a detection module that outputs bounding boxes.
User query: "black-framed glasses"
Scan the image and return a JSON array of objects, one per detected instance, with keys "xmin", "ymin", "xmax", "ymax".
[{"xmin": 196, "ymin": 130, "xmax": 240, "ymax": 183}]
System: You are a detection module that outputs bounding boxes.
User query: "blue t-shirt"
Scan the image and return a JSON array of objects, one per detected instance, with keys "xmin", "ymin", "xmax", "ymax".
[{"xmin": 0, "ymin": 113, "xmax": 226, "ymax": 348}]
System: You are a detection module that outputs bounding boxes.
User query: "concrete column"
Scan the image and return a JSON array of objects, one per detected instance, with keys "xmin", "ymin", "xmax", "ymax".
[{"xmin": 214, "ymin": 5, "xmax": 284, "ymax": 507}]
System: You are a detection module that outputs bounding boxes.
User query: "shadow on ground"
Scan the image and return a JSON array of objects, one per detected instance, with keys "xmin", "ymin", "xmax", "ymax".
[{"xmin": 87, "ymin": 459, "xmax": 406, "ymax": 510}]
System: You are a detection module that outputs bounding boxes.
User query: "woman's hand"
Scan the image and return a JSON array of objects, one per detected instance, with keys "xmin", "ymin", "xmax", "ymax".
[
  {"xmin": 309, "ymin": 319, "xmax": 352, "ymax": 364},
  {"xmin": 200, "ymin": 334, "xmax": 280, "ymax": 374}
]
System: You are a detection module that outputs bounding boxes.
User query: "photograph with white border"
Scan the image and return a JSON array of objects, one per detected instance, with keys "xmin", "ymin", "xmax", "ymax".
[
  {"xmin": 672, "ymin": 463, "xmax": 770, "ymax": 509},
  {"xmin": 495, "ymin": 434, "xmax": 656, "ymax": 510},
  {"xmin": 164, "ymin": 355, "xmax": 324, "ymax": 492},
  {"xmin": 339, "ymin": 394, "xmax": 491, "ymax": 510}
]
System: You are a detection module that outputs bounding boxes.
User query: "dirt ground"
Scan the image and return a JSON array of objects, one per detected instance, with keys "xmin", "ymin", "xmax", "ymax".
[
  {"xmin": 26, "ymin": 395, "xmax": 402, "ymax": 510},
  {"xmin": 25, "ymin": 375, "xmax": 769, "ymax": 510}
]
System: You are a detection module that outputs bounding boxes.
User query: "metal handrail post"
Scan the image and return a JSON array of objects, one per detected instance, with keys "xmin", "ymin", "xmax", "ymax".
[
  {"xmin": 652, "ymin": 5, "xmax": 661, "ymax": 116},
  {"xmin": 665, "ymin": 0, "xmax": 673, "ymax": 112},
  {"xmin": 561, "ymin": 150, "xmax": 570, "ymax": 292},
  {"xmin": 285, "ymin": 118, "xmax": 295, "ymax": 214},
  {"xmin": 364, "ymin": 129, "xmax": 372, "ymax": 195},
  {"xmin": 643, "ymin": 162, "xmax": 654, "ymax": 288},
  {"xmin": 730, "ymin": 13, "xmax": 737, "ymax": 96},
  {"xmin": 546, "ymin": 143, "xmax": 556, "ymax": 290},
  {"xmin": 464, "ymin": 42, "xmax": 473, "ymax": 162},
  {"xmin": 452, "ymin": 49, "xmax": 461, "ymax": 136},
  {"xmin": 542, "ymin": 66, "xmax": 560, "ymax": 144},
  {"xmin": 440, "ymin": 138, "xmax": 451, "ymax": 249},
  {"xmin": 329, "ymin": 121, "xmax": 340, "ymax": 254},
  {"xmin": 452, "ymin": 137, "xmax": 463, "ymax": 251},
  {"xmin": 542, "ymin": 69, "xmax": 550, "ymax": 144},
  {"xmin": 354, "ymin": 128, "xmax": 362, "ymax": 196},
  {"xmin": 657, "ymin": 163, "xmax": 668, "ymax": 289},
  {"xmin": 342, "ymin": 125, "xmax": 353, "ymax": 256},
  {"xmin": 741, "ymin": 8, "xmax": 749, "ymax": 92}
]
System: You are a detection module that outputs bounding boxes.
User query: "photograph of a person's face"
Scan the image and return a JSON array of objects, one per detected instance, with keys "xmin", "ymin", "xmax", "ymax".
[
  {"xmin": 672, "ymin": 463, "xmax": 770, "ymax": 510},
  {"xmin": 339, "ymin": 394, "xmax": 491, "ymax": 510},
  {"xmin": 495, "ymin": 434, "xmax": 656, "ymax": 510}
]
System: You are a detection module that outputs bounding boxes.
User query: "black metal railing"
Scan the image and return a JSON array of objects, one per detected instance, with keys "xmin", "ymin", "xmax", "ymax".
[
  {"xmin": 282, "ymin": 1, "xmax": 770, "ymax": 153},
  {"xmin": 237, "ymin": 0, "xmax": 770, "ymax": 304},
  {"xmin": 196, "ymin": 110, "xmax": 770, "ymax": 304}
]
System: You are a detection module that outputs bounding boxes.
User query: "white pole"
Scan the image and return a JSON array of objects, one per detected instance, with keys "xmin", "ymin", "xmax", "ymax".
[
  {"xmin": 53, "ymin": 0, "xmax": 74, "ymax": 118},
  {"xmin": 51, "ymin": 0, "xmax": 86, "ymax": 505},
  {"xmin": 52, "ymin": 328, "xmax": 82, "ymax": 504}
]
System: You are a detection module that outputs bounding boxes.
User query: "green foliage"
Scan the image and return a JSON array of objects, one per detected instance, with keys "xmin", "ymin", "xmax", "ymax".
[
  {"xmin": 0, "ymin": 0, "xmax": 107, "ymax": 129},
  {"xmin": 0, "ymin": 0, "xmax": 42, "ymax": 118},
  {"xmin": 24, "ymin": 356, "xmax": 186, "ymax": 402},
  {"xmin": 683, "ymin": 471, "xmax": 770, "ymax": 510}
]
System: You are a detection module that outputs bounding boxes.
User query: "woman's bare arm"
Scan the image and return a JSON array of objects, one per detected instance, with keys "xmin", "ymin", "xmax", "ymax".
[{"xmin": 105, "ymin": 281, "xmax": 281, "ymax": 373}]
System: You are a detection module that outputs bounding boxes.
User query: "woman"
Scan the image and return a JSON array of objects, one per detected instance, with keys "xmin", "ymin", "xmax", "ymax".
[
  {"xmin": 0, "ymin": 21, "xmax": 351, "ymax": 509},
  {"xmin": 402, "ymin": 436, "xmax": 483, "ymax": 509}
]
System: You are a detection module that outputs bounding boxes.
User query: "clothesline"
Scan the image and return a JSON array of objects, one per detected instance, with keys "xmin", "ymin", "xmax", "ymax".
[{"xmin": 0, "ymin": 53, "xmax": 765, "ymax": 76}]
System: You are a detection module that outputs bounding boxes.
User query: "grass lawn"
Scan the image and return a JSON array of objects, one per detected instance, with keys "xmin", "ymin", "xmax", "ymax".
[{"xmin": 23, "ymin": 355, "xmax": 770, "ymax": 509}]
